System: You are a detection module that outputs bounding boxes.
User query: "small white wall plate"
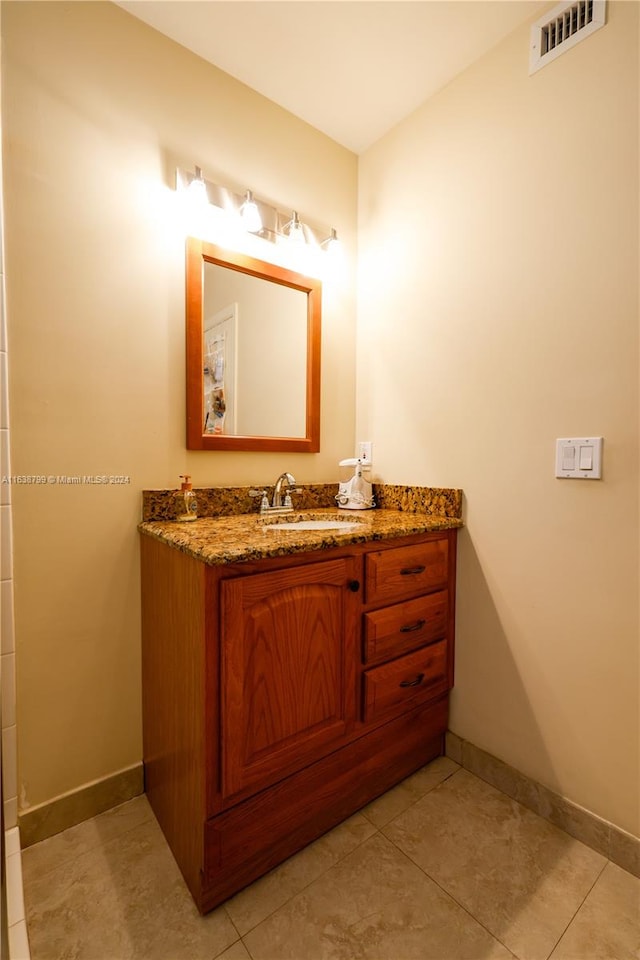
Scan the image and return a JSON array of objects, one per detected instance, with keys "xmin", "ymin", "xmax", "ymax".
[{"xmin": 555, "ymin": 437, "xmax": 603, "ymax": 479}]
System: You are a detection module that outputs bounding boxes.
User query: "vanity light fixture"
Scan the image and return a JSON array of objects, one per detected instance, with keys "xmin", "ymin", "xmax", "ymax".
[
  {"xmin": 240, "ymin": 190, "xmax": 262, "ymax": 233},
  {"xmin": 187, "ymin": 166, "xmax": 208, "ymax": 205},
  {"xmin": 176, "ymin": 165, "xmax": 337, "ymax": 253},
  {"xmin": 320, "ymin": 228, "xmax": 341, "ymax": 253},
  {"xmin": 283, "ymin": 211, "xmax": 306, "ymax": 245}
]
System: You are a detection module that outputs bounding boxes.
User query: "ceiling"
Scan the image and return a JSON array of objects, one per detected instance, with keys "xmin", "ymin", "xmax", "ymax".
[{"xmin": 116, "ymin": 1, "xmax": 547, "ymax": 154}]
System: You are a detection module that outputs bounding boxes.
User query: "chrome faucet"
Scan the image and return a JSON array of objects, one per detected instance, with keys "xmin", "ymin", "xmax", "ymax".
[
  {"xmin": 250, "ymin": 472, "xmax": 299, "ymax": 515},
  {"xmin": 272, "ymin": 472, "xmax": 297, "ymax": 509}
]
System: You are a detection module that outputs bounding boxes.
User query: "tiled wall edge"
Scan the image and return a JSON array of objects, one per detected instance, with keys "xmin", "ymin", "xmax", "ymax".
[
  {"xmin": 445, "ymin": 731, "xmax": 640, "ymax": 879},
  {"xmin": 18, "ymin": 762, "xmax": 144, "ymax": 848},
  {"xmin": 4, "ymin": 827, "xmax": 30, "ymax": 959}
]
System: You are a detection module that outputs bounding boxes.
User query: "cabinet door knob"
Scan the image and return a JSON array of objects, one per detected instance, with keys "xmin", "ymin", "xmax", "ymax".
[
  {"xmin": 347, "ymin": 580, "xmax": 361, "ymax": 592},
  {"xmin": 400, "ymin": 619, "xmax": 426, "ymax": 633},
  {"xmin": 400, "ymin": 565, "xmax": 426, "ymax": 576},
  {"xmin": 399, "ymin": 673, "xmax": 425, "ymax": 688}
]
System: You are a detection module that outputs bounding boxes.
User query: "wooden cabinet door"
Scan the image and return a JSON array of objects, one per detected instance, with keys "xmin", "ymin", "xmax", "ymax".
[{"xmin": 220, "ymin": 556, "xmax": 360, "ymax": 800}]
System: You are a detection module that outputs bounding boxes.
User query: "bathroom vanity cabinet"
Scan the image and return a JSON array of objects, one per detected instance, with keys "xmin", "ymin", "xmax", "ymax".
[{"xmin": 140, "ymin": 526, "xmax": 457, "ymax": 914}]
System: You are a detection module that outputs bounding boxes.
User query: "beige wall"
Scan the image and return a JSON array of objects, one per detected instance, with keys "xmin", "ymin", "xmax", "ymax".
[
  {"xmin": 2, "ymin": 1, "xmax": 357, "ymax": 810},
  {"xmin": 358, "ymin": 2, "xmax": 639, "ymax": 834}
]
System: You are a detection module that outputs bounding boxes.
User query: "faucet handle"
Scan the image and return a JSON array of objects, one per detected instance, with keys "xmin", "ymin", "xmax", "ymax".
[
  {"xmin": 249, "ymin": 488, "xmax": 269, "ymax": 513},
  {"xmin": 283, "ymin": 488, "xmax": 302, "ymax": 509}
]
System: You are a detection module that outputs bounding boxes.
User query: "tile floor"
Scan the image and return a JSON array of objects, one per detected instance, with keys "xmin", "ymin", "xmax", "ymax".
[{"xmin": 22, "ymin": 757, "xmax": 639, "ymax": 960}]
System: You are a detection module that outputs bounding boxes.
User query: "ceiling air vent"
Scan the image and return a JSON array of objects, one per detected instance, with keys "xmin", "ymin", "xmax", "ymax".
[{"xmin": 529, "ymin": 0, "xmax": 606, "ymax": 74}]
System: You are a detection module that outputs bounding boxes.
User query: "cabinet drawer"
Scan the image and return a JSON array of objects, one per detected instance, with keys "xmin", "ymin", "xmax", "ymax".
[
  {"xmin": 363, "ymin": 641, "xmax": 448, "ymax": 724},
  {"xmin": 365, "ymin": 540, "xmax": 448, "ymax": 606},
  {"xmin": 364, "ymin": 591, "xmax": 448, "ymax": 664}
]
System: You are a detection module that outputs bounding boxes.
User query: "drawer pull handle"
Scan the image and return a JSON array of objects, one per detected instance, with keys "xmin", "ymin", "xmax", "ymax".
[
  {"xmin": 399, "ymin": 673, "xmax": 425, "ymax": 688},
  {"xmin": 400, "ymin": 565, "xmax": 426, "ymax": 576},
  {"xmin": 400, "ymin": 619, "xmax": 426, "ymax": 633},
  {"xmin": 347, "ymin": 580, "xmax": 361, "ymax": 593}
]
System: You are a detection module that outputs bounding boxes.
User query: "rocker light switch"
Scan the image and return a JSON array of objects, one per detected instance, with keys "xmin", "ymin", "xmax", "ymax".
[
  {"xmin": 561, "ymin": 445, "xmax": 576, "ymax": 471},
  {"xmin": 579, "ymin": 446, "xmax": 593, "ymax": 470},
  {"xmin": 555, "ymin": 438, "xmax": 603, "ymax": 479}
]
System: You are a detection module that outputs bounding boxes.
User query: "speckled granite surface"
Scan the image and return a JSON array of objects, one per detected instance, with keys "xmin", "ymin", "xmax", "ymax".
[
  {"xmin": 142, "ymin": 484, "xmax": 462, "ymax": 522},
  {"xmin": 373, "ymin": 484, "xmax": 462, "ymax": 517},
  {"xmin": 139, "ymin": 486, "xmax": 463, "ymax": 567},
  {"xmin": 142, "ymin": 484, "xmax": 338, "ymax": 522}
]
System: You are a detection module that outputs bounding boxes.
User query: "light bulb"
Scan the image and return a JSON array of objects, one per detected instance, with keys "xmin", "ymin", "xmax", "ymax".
[
  {"xmin": 240, "ymin": 190, "xmax": 262, "ymax": 233},
  {"xmin": 286, "ymin": 211, "xmax": 305, "ymax": 245},
  {"xmin": 187, "ymin": 166, "xmax": 208, "ymax": 205}
]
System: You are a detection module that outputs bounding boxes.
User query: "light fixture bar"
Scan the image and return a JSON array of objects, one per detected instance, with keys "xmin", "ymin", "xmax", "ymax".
[
  {"xmin": 320, "ymin": 227, "xmax": 340, "ymax": 251},
  {"xmin": 176, "ymin": 167, "xmax": 336, "ymax": 250}
]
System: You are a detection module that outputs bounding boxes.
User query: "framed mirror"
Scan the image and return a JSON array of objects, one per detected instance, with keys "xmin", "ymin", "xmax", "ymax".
[{"xmin": 186, "ymin": 237, "xmax": 321, "ymax": 452}]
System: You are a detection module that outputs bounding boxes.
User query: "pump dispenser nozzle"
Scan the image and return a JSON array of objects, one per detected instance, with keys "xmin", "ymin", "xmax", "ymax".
[{"xmin": 175, "ymin": 475, "xmax": 197, "ymax": 521}]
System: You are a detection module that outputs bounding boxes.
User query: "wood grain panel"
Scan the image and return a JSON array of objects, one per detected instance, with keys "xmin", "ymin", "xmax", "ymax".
[
  {"xmin": 363, "ymin": 640, "xmax": 448, "ymax": 724},
  {"xmin": 140, "ymin": 537, "xmax": 206, "ymax": 900},
  {"xmin": 202, "ymin": 695, "xmax": 448, "ymax": 912},
  {"xmin": 363, "ymin": 590, "xmax": 448, "ymax": 664},
  {"xmin": 243, "ymin": 585, "xmax": 342, "ymax": 755},
  {"xmin": 447, "ymin": 530, "xmax": 458, "ymax": 688},
  {"xmin": 220, "ymin": 556, "xmax": 359, "ymax": 799},
  {"xmin": 365, "ymin": 539, "xmax": 449, "ymax": 605}
]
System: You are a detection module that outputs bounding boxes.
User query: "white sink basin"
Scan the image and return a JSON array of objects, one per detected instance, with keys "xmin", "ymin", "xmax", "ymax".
[{"xmin": 266, "ymin": 519, "xmax": 363, "ymax": 532}]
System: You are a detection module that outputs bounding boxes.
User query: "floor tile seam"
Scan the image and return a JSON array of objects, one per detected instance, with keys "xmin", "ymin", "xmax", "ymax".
[
  {"xmin": 379, "ymin": 830, "xmax": 519, "ymax": 958},
  {"xmin": 22, "ymin": 810, "xmax": 156, "ymax": 882},
  {"xmin": 222, "ymin": 904, "xmax": 243, "ymax": 943},
  {"xmin": 544, "ymin": 857, "xmax": 609, "ymax": 960},
  {"xmin": 212, "ymin": 929, "xmax": 244, "ymax": 960},
  {"xmin": 420, "ymin": 764, "xmax": 464, "ymax": 797},
  {"xmin": 231, "ymin": 826, "xmax": 384, "ymax": 937},
  {"xmin": 240, "ymin": 934, "xmax": 258, "ymax": 960},
  {"xmin": 362, "ymin": 765, "xmax": 462, "ymax": 830}
]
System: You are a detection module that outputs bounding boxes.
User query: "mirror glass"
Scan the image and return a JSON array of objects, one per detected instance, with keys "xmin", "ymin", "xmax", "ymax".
[{"xmin": 186, "ymin": 238, "xmax": 321, "ymax": 452}]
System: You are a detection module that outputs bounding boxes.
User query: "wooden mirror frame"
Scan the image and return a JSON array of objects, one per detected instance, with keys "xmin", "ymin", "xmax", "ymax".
[{"xmin": 186, "ymin": 237, "xmax": 321, "ymax": 452}]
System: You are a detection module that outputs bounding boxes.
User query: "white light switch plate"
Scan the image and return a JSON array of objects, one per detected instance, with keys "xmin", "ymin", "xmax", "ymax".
[{"xmin": 555, "ymin": 437, "xmax": 603, "ymax": 479}]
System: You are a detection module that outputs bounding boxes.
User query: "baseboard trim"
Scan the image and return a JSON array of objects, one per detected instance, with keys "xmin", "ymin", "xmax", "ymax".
[
  {"xmin": 18, "ymin": 763, "xmax": 144, "ymax": 848},
  {"xmin": 17, "ymin": 742, "xmax": 640, "ymax": 879},
  {"xmin": 446, "ymin": 732, "xmax": 639, "ymax": 879}
]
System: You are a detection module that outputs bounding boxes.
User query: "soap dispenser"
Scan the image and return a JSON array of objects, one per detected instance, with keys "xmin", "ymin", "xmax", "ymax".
[
  {"xmin": 335, "ymin": 458, "xmax": 375, "ymax": 510},
  {"xmin": 175, "ymin": 475, "xmax": 198, "ymax": 522}
]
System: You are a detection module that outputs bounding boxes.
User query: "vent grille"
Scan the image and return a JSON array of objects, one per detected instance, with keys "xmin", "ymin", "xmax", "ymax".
[
  {"xmin": 542, "ymin": 1, "xmax": 593, "ymax": 54},
  {"xmin": 530, "ymin": 0, "xmax": 606, "ymax": 74}
]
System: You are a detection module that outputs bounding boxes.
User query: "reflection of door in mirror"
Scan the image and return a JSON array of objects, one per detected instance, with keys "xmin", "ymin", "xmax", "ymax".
[
  {"xmin": 204, "ymin": 304, "xmax": 238, "ymax": 436},
  {"xmin": 203, "ymin": 263, "xmax": 307, "ymax": 438}
]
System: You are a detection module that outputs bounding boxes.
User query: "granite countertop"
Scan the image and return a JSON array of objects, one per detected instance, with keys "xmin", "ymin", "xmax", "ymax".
[{"xmin": 138, "ymin": 507, "xmax": 463, "ymax": 567}]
